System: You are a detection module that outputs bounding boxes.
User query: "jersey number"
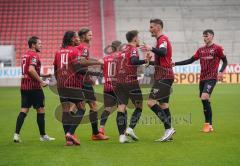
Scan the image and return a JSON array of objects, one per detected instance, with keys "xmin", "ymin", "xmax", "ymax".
[
  {"xmin": 60, "ymin": 53, "xmax": 69, "ymax": 69},
  {"xmin": 108, "ymin": 61, "xmax": 116, "ymax": 77},
  {"xmin": 21, "ymin": 57, "xmax": 27, "ymax": 75}
]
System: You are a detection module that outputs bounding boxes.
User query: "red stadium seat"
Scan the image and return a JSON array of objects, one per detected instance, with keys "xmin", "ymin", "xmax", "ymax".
[{"xmin": 0, "ymin": 0, "xmax": 110, "ymax": 66}]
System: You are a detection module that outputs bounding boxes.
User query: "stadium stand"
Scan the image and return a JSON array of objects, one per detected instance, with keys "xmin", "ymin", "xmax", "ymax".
[
  {"xmin": 0, "ymin": 0, "xmax": 116, "ymax": 66},
  {"xmin": 114, "ymin": 0, "xmax": 240, "ymax": 63}
]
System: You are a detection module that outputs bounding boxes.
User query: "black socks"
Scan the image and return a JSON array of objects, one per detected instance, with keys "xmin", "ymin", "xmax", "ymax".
[
  {"xmin": 202, "ymin": 100, "xmax": 212, "ymax": 125},
  {"xmin": 150, "ymin": 104, "xmax": 171, "ymax": 129},
  {"xmin": 116, "ymin": 112, "xmax": 127, "ymax": 135},
  {"xmin": 15, "ymin": 112, "xmax": 27, "ymax": 134},
  {"xmin": 100, "ymin": 110, "xmax": 111, "ymax": 127},
  {"xmin": 129, "ymin": 108, "xmax": 142, "ymax": 129},
  {"xmin": 89, "ymin": 110, "xmax": 99, "ymax": 135},
  {"xmin": 37, "ymin": 113, "xmax": 46, "ymax": 135}
]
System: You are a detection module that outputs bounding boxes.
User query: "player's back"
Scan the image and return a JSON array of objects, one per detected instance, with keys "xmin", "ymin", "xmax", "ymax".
[
  {"xmin": 21, "ymin": 50, "xmax": 41, "ymax": 90},
  {"xmin": 115, "ymin": 44, "xmax": 139, "ymax": 84},
  {"xmin": 103, "ymin": 53, "xmax": 118, "ymax": 92},
  {"xmin": 53, "ymin": 46, "xmax": 83, "ymax": 89}
]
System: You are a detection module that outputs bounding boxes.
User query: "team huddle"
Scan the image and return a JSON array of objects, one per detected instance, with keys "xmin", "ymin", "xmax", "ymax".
[{"xmin": 13, "ymin": 19, "xmax": 228, "ymax": 145}]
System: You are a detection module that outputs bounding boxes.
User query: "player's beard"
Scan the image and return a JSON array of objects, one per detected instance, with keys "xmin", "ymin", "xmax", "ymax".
[{"xmin": 36, "ymin": 48, "xmax": 40, "ymax": 52}]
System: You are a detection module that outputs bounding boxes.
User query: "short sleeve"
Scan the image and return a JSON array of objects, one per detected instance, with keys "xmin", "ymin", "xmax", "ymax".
[
  {"xmin": 131, "ymin": 48, "xmax": 138, "ymax": 57},
  {"xmin": 82, "ymin": 47, "xmax": 89, "ymax": 58},
  {"xmin": 157, "ymin": 37, "xmax": 167, "ymax": 49},
  {"xmin": 29, "ymin": 55, "xmax": 38, "ymax": 66}
]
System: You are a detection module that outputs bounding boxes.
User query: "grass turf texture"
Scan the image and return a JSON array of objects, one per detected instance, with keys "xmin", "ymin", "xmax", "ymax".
[{"xmin": 0, "ymin": 84, "xmax": 240, "ymax": 166}]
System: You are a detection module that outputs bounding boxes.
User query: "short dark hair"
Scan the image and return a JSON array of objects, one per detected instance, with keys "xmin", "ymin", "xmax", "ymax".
[
  {"xmin": 62, "ymin": 31, "xmax": 77, "ymax": 48},
  {"xmin": 28, "ymin": 36, "xmax": 39, "ymax": 48},
  {"xmin": 203, "ymin": 29, "xmax": 214, "ymax": 36},
  {"xmin": 111, "ymin": 40, "xmax": 122, "ymax": 52},
  {"xmin": 78, "ymin": 27, "xmax": 90, "ymax": 40},
  {"xmin": 150, "ymin": 18, "xmax": 163, "ymax": 28},
  {"xmin": 126, "ymin": 30, "xmax": 138, "ymax": 42}
]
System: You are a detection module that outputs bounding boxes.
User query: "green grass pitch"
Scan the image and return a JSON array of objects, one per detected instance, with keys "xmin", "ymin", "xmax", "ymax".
[{"xmin": 0, "ymin": 84, "xmax": 240, "ymax": 166}]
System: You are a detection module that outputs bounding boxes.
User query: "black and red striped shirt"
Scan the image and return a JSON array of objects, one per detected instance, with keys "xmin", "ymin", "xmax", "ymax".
[
  {"xmin": 21, "ymin": 50, "xmax": 41, "ymax": 90},
  {"xmin": 76, "ymin": 42, "xmax": 94, "ymax": 85},
  {"xmin": 194, "ymin": 43, "xmax": 225, "ymax": 80},
  {"xmin": 53, "ymin": 46, "xmax": 83, "ymax": 89},
  {"xmin": 103, "ymin": 53, "xmax": 118, "ymax": 92},
  {"xmin": 115, "ymin": 44, "xmax": 139, "ymax": 84},
  {"xmin": 154, "ymin": 35, "xmax": 174, "ymax": 80},
  {"xmin": 76, "ymin": 43, "xmax": 89, "ymax": 59}
]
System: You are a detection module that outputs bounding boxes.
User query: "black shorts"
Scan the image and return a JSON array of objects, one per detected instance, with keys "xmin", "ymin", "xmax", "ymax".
[
  {"xmin": 104, "ymin": 91, "xmax": 118, "ymax": 107},
  {"xmin": 149, "ymin": 79, "xmax": 173, "ymax": 103},
  {"xmin": 199, "ymin": 79, "xmax": 217, "ymax": 97},
  {"xmin": 21, "ymin": 89, "xmax": 45, "ymax": 109},
  {"xmin": 58, "ymin": 88, "xmax": 84, "ymax": 104},
  {"xmin": 115, "ymin": 83, "xmax": 143, "ymax": 105},
  {"xmin": 83, "ymin": 85, "xmax": 96, "ymax": 102}
]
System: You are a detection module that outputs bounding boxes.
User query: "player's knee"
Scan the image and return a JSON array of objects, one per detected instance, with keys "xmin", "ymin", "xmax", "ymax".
[
  {"xmin": 36, "ymin": 107, "xmax": 45, "ymax": 113},
  {"xmin": 147, "ymin": 99, "xmax": 156, "ymax": 108},
  {"xmin": 135, "ymin": 102, "xmax": 143, "ymax": 109},
  {"xmin": 21, "ymin": 108, "xmax": 29, "ymax": 114},
  {"xmin": 201, "ymin": 93, "xmax": 209, "ymax": 100},
  {"xmin": 118, "ymin": 104, "xmax": 126, "ymax": 113},
  {"xmin": 105, "ymin": 107, "xmax": 112, "ymax": 112},
  {"xmin": 89, "ymin": 101, "xmax": 97, "ymax": 110},
  {"xmin": 159, "ymin": 103, "xmax": 168, "ymax": 109},
  {"xmin": 76, "ymin": 102, "xmax": 86, "ymax": 111}
]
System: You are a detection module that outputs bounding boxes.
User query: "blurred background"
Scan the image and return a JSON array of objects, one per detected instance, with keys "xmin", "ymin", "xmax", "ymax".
[{"xmin": 0, "ymin": 0, "xmax": 239, "ymax": 85}]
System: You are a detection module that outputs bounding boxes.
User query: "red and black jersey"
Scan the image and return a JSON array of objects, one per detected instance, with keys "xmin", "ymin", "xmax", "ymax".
[
  {"xmin": 21, "ymin": 50, "xmax": 41, "ymax": 90},
  {"xmin": 103, "ymin": 53, "xmax": 118, "ymax": 92},
  {"xmin": 115, "ymin": 44, "xmax": 139, "ymax": 84},
  {"xmin": 154, "ymin": 35, "xmax": 174, "ymax": 80},
  {"xmin": 53, "ymin": 46, "xmax": 83, "ymax": 89},
  {"xmin": 76, "ymin": 43, "xmax": 89, "ymax": 59},
  {"xmin": 194, "ymin": 43, "xmax": 225, "ymax": 80},
  {"xmin": 76, "ymin": 42, "xmax": 94, "ymax": 85}
]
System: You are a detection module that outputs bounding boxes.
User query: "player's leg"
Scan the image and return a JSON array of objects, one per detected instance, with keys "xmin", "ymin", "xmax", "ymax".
[
  {"xmin": 147, "ymin": 80, "xmax": 170, "ymax": 128},
  {"xmin": 99, "ymin": 91, "xmax": 117, "ymax": 135},
  {"xmin": 14, "ymin": 90, "xmax": 31, "ymax": 143},
  {"xmin": 115, "ymin": 84, "xmax": 130, "ymax": 143},
  {"xmin": 200, "ymin": 80, "xmax": 216, "ymax": 132},
  {"xmin": 84, "ymin": 86, "xmax": 109, "ymax": 140},
  {"xmin": 117, "ymin": 104, "xmax": 130, "ymax": 143},
  {"xmin": 14, "ymin": 108, "xmax": 29, "ymax": 143},
  {"xmin": 65, "ymin": 100, "xmax": 86, "ymax": 145},
  {"xmin": 147, "ymin": 79, "xmax": 175, "ymax": 142},
  {"xmin": 126, "ymin": 85, "xmax": 143, "ymax": 141},
  {"xmin": 34, "ymin": 90, "xmax": 55, "ymax": 141}
]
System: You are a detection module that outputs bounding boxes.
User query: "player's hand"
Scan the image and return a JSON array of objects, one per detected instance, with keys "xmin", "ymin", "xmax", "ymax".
[
  {"xmin": 217, "ymin": 72, "xmax": 224, "ymax": 81},
  {"xmin": 143, "ymin": 43, "xmax": 152, "ymax": 51},
  {"xmin": 97, "ymin": 59, "xmax": 104, "ymax": 65},
  {"xmin": 171, "ymin": 62, "xmax": 176, "ymax": 67},
  {"xmin": 40, "ymin": 81, "xmax": 48, "ymax": 87},
  {"xmin": 145, "ymin": 52, "xmax": 152, "ymax": 61}
]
